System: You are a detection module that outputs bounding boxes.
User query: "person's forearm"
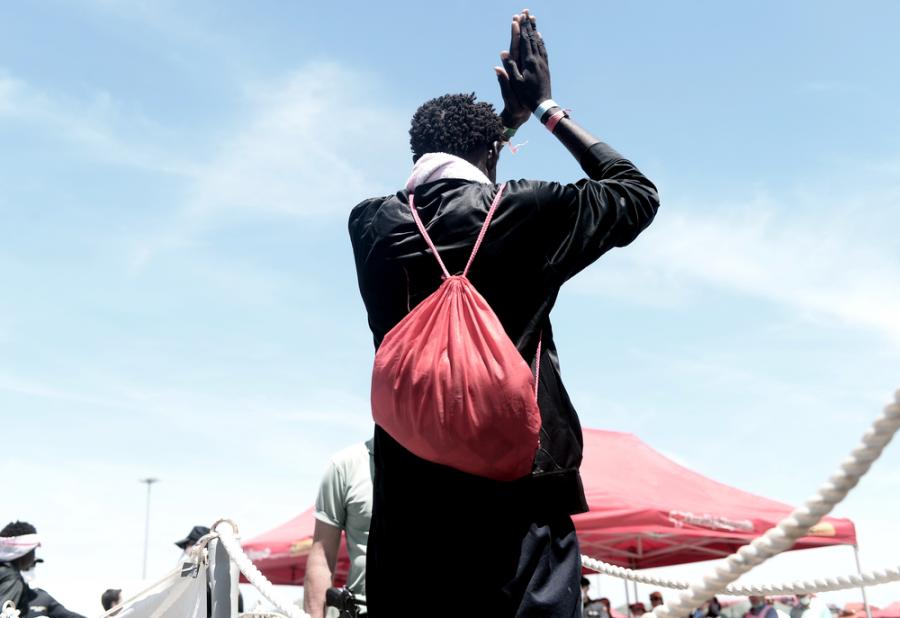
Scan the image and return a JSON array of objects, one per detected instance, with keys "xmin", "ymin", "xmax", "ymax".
[
  {"xmin": 534, "ymin": 103, "xmax": 599, "ymax": 163},
  {"xmin": 553, "ymin": 116, "xmax": 600, "ymax": 163},
  {"xmin": 304, "ymin": 521, "xmax": 342, "ymax": 618},
  {"xmin": 534, "ymin": 101, "xmax": 658, "ymax": 188},
  {"xmin": 302, "ymin": 551, "xmax": 334, "ymax": 618}
]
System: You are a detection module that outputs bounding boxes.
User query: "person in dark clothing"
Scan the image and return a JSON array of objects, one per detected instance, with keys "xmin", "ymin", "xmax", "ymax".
[
  {"xmin": 174, "ymin": 525, "xmax": 211, "ymax": 557},
  {"xmin": 173, "ymin": 525, "xmax": 243, "ymax": 616},
  {"xmin": 100, "ymin": 589, "xmax": 121, "ymax": 612},
  {"xmin": 745, "ymin": 596, "xmax": 777, "ymax": 618},
  {"xmin": 0, "ymin": 521, "xmax": 85, "ymax": 618},
  {"xmin": 349, "ymin": 10, "xmax": 659, "ymax": 617}
]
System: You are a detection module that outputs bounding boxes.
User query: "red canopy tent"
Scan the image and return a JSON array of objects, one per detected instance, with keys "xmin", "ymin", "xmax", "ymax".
[
  {"xmin": 242, "ymin": 429, "xmax": 856, "ymax": 584},
  {"xmin": 875, "ymin": 603, "xmax": 900, "ymax": 618},
  {"xmin": 574, "ymin": 429, "xmax": 855, "ymax": 568},
  {"xmin": 242, "ymin": 506, "xmax": 350, "ymax": 585}
]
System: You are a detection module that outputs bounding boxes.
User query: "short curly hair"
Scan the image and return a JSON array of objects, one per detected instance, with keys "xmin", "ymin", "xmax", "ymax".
[
  {"xmin": 1, "ymin": 521, "xmax": 36, "ymax": 537},
  {"xmin": 409, "ymin": 93, "xmax": 504, "ymax": 162}
]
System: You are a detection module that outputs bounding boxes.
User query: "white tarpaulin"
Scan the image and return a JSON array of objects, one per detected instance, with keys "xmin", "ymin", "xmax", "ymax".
[
  {"xmin": 208, "ymin": 538, "xmax": 239, "ymax": 618},
  {"xmin": 105, "ymin": 562, "xmax": 207, "ymax": 618},
  {"xmin": 102, "ymin": 537, "xmax": 240, "ymax": 618}
]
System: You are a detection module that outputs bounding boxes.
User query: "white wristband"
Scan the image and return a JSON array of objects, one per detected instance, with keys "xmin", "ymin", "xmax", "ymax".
[{"xmin": 533, "ymin": 99, "xmax": 560, "ymax": 120}]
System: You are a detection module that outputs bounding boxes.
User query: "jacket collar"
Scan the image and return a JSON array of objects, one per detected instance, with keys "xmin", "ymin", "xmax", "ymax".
[{"xmin": 405, "ymin": 152, "xmax": 491, "ymax": 192}]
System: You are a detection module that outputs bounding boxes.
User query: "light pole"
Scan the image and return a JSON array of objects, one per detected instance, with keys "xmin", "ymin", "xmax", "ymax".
[{"xmin": 139, "ymin": 477, "xmax": 159, "ymax": 579}]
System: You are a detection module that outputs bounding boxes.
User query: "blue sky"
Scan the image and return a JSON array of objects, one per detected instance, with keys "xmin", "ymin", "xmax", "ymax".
[{"xmin": 2, "ymin": 1, "xmax": 900, "ymax": 614}]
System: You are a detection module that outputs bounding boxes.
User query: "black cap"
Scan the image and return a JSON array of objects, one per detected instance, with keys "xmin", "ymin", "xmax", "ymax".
[
  {"xmin": 174, "ymin": 526, "xmax": 210, "ymax": 549},
  {"xmin": 101, "ymin": 588, "xmax": 122, "ymax": 611}
]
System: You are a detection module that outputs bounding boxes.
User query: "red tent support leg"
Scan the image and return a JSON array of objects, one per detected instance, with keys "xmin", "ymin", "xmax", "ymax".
[{"xmin": 853, "ymin": 545, "xmax": 873, "ymax": 618}]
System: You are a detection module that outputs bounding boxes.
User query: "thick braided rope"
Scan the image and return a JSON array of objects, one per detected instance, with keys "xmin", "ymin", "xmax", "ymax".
[
  {"xmin": 651, "ymin": 390, "xmax": 900, "ymax": 618},
  {"xmin": 581, "ymin": 557, "xmax": 690, "ymax": 590},
  {"xmin": 1, "ymin": 601, "xmax": 20, "ymax": 618},
  {"xmin": 581, "ymin": 554, "xmax": 900, "ymax": 594},
  {"xmin": 214, "ymin": 521, "xmax": 310, "ymax": 618}
]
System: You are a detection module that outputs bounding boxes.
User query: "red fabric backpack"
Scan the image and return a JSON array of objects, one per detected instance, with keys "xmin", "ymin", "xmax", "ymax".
[{"xmin": 370, "ymin": 183, "xmax": 542, "ymax": 481}]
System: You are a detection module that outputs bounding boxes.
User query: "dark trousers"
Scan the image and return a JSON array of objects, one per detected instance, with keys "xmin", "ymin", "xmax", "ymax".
[{"xmin": 366, "ymin": 428, "xmax": 582, "ymax": 617}]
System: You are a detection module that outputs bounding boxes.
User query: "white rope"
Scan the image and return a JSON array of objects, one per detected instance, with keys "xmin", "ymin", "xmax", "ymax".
[
  {"xmin": 1, "ymin": 601, "xmax": 20, "ymax": 618},
  {"xmin": 724, "ymin": 566, "xmax": 900, "ymax": 595},
  {"xmin": 153, "ymin": 388, "xmax": 899, "ymax": 617},
  {"xmin": 581, "ymin": 554, "xmax": 900, "ymax": 594},
  {"xmin": 581, "ymin": 557, "xmax": 691, "ymax": 590},
  {"xmin": 650, "ymin": 390, "xmax": 900, "ymax": 618},
  {"xmin": 213, "ymin": 519, "xmax": 311, "ymax": 618}
]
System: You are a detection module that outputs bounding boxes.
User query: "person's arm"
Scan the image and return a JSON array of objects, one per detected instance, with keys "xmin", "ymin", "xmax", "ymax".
[
  {"xmin": 0, "ymin": 569, "xmax": 25, "ymax": 610},
  {"xmin": 42, "ymin": 591, "xmax": 86, "ymax": 618},
  {"xmin": 499, "ymin": 11, "xmax": 660, "ymax": 282},
  {"xmin": 302, "ymin": 520, "xmax": 343, "ymax": 618},
  {"xmin": 499, "ymin": 11, "xmax": 599, "ymax": 160},
  {"xmin": 303, "ymin": 457, "xmax": 348, "ymax": 618}
]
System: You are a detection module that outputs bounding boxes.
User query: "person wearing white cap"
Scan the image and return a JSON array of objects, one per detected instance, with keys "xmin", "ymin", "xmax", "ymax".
[
  {"xmin": 0, "ymin": 520, "xmax": 84, "ymax": 617},
  {"xmin": 790, "ymin": 594, "xmax": 831, "ymax": 618}
]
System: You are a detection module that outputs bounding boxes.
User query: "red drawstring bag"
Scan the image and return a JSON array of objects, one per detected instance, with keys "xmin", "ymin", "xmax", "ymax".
[{"xmin": 371, "ymin": 183, "xmax": 542, "ymax": 481}]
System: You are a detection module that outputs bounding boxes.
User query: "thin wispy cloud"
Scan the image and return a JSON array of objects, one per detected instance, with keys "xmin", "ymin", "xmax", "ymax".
[
  {"xmin": 1, "ymin": 367, "xmax": 370, "ymax": 433},
  {"xmin": 0, "ymin": 69, "xmax": 197, "ymax": 176},
  {"xmin": 571, "ymin": 181, "xmax": 900, "ymax": 347},
  {"xmin": 131, "ymin": 61, "xmax": 409, "ymax": 267},
  {"xmin": 799, "ymin": 80, "xmax": 854, "ymax": 94},
  {"xmin": 185, "ymin": 62, "xmax": 408, "ymax": 219},
  {"xmin": 0, "ymin": 372, "xmax": 143, "ymax": 412},
  {"xmin": 76, "ymin": 0, "xmax": 236, "ymax": 62},
  {"xmin": 5, "ymin": 2, "xmax": 900, "ymax": 612}
]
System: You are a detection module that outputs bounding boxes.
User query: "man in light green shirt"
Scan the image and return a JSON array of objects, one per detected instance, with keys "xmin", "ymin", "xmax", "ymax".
[{"xmin": 303, "ymin": 440, "xmax": 374, "ymax": 618}]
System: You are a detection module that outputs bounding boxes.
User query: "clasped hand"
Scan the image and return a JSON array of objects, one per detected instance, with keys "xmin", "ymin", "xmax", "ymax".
[{"xmin": 496, "ymin": 9, "xmax": 552, "ymax": 130}]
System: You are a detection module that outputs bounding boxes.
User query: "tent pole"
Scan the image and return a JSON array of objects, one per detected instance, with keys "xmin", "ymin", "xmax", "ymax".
[
  {"xmin": 853, "ymin": 545, "xmax": 873, "ymax": 618},
  {"xmin": 625, "ymin": 576, "xmax": 632, "ymax": 608}
]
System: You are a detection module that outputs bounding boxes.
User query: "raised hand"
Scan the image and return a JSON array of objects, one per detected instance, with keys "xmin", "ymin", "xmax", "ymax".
[
  {"xmin": 495, "ymin": 13, "xmax": 531, "ymax": 129},
  {"xmin": 497, "ymin": 10, "xmax": 551, "ymax": 117}
]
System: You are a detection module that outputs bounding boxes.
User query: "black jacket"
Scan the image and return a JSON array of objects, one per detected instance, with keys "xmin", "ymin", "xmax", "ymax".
[
  {"xmin": 349, "ymin": 142, "xmax": 660, "ymax": 514},
  {"xmin": 0, "ymin": 564, "xmax": 85, "ymax": 618},
  {"xmin": 0, "ymin": 563, "xmax": 24, "ymax": 612}
]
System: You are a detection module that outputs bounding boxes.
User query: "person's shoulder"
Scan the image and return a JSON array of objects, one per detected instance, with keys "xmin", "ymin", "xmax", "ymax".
[
  {"xmin": 27, "ymin": 586, "xmax": 50, "ymax": 599},
  {"xmin": 22, "ymin": 587, "xmax": 54, "ymax": 611},
  {"xmin": 349, "ymin": 193, "xmax": 401, "ymax": 233},
  {"xmin": 329, "ymin": 442, "xmax": 371, "ymax": 470},
  {"xmin": 501, "ymin": 178, "xmax": 564, "ymax": 203},
  {"xmin": 350, "ymin": 195, "xmax": 391, "ymax": 218},
  {"xmin": 503, "ymin": 178, "xmax": 552, "ymax": 191},
  {"xmin": 0, "ymin": 562, "xmax": 16, "ymax": 580}
]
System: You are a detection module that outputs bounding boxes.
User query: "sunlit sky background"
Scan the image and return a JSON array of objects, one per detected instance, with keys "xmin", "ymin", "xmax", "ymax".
[{"xmin": 2, "ymin": 1, "xmax": 900, "ymax": 614}]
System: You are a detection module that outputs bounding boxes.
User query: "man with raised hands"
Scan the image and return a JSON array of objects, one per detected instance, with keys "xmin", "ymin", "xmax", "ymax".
[
  {"xmin": 349, "ymin": 10, "xmax": 659, "ymax": 616},
  {"xmin": 0, "ymin": 521, "xmax": 85, "ymax": 618}
]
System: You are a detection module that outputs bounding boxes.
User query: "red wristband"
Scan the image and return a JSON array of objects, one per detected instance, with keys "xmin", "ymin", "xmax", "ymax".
[{"xmin": 544, "ymin": 109, "xmax": 567, "ymax": 133}]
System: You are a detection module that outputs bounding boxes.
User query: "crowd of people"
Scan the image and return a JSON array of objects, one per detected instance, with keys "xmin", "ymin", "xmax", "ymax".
[
  {"xmin": 577, "ymin": 583, "xmax": 839, "ymax": 618},
  {"xmin": 0, "ymin": 511, "xmax": 874, "ymax": 618},
  {"xmin": 0, "ymin": 520, "xmax": 244, "ymax": 616},
  {"xmin": 0, "ymin": 6, "xmax": 871, "ymax": 618},
  {"xmin": 4, "ymin": 6, "xmax": 661, "ymax": 618}
]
